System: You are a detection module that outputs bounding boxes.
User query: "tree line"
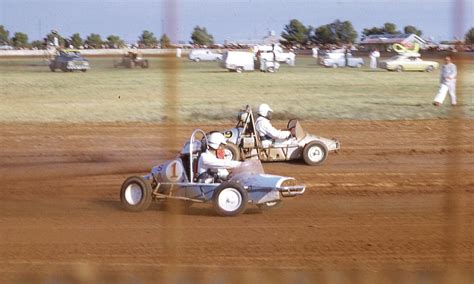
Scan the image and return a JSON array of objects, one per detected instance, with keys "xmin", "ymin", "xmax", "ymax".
[{"xmin": 1, "ymin": 22, "xmax": 473, "ymax": 49}]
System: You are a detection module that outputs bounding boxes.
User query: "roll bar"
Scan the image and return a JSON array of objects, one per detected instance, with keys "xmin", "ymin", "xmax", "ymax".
[{"xmin": 189, "ymin": 129, "xmax": 208, "ymax": 183}]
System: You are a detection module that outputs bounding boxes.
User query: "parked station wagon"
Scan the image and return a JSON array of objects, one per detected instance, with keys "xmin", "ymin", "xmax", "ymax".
[{"xmin": 380, "ymin": 53, "xmax": 439, "ymax": 72}]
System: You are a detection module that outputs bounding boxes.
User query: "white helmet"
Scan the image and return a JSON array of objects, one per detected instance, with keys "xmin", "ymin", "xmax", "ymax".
[
  {"xmin": 257, "ymin": 104, "xmax": 273, "ymax": 117},
  {"xmin": 238, "ymin": 111, "xmax": 250, "ymax": 123},
  {"xmin": 207, "ymin": 132, "xmax": 227, "ymax": 150}
]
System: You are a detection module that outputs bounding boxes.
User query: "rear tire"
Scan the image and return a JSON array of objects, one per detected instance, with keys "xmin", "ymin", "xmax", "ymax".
[
  {"xmin": 235, "ymin": 66, "xmax": 243, "ymax": 73},
  {"xmin": 356, "ymin": 63, "xmax": 363, "ymax": 68},
  {"xmin": 120, "ymin": 176, "xmax": 153, "ymax": 212},
  {"xmin": 267, "ymin": 66, "xmax": 275, "ymax": 73},
  {"xmin": 141, "ymin": 60, "xmax": 149, "ymax": 68},
  {"xmin": 213, "ymin": 182, "xmax": 248, "ymax": 216},
  {"xmin": 396, "ymin": 65, "xmax": 404, "ymax": 72},
  {"xmin": 49, "ymin": 64, "xmax": 56, "ymax": 72},
  {"xmin": 332, "ymin": 64, "xmax": 338, "ymax": 68},
  {"xmin": 303, "ymin": 141, "xmax": 328, "ymax": 166},
  {"xmin": 223, "ymin": 142, "xmax": 241, "ymax": 161},
  {"xmin": 425, "ymin": 65, "xmax": 434, "ymax": 72},
  {"xmin": 194, "ymin": 58, "xmax": 200, "ymax": 62}
]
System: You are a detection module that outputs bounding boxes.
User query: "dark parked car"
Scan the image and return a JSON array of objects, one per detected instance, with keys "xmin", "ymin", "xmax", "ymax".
[{"xmin": 49, "ymin": 49, "xmax": 90, "ymax": 72}]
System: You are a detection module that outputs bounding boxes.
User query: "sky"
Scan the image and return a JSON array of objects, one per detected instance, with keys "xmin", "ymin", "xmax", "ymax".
[{"xmin": 0, "ymin": 0, "xmax": 473, "ymax": 44}]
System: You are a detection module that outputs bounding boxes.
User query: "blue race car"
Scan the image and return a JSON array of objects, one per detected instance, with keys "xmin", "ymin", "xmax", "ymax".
[{"xmin": 120, "ymin": 129, "xmax": 306, "ymax": 216}]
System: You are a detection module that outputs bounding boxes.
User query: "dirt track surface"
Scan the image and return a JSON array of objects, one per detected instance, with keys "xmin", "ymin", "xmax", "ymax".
[{"xmin": 1, "ymin": 119, "xmax": 473, "ymax": 282}]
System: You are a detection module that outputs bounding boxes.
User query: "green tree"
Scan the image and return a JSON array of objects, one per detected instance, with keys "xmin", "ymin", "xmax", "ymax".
[
  {"xmin": 106, "ymin": 35, "xmax": 125, "ymax": 48},
  {"xmin": 384, "ymin": 22, "xmax": 399, "ymax": 34},
  {"xmin": 313, "ymin": 20, "xmax": 357, "ymax": 44},
  {"xmin": 363, "ymin": 22, "xmax": 400, "ymax": 36},
  {"xmin": 464, "ymin": 27, "xmax": 474, "ymax": 44},
  {"xmin": 70, "ymin": 33, "xmax": 83, "ymax": 48},
  {"xmin": 281, "ymin": 19, "xmax": 309, "ymax": 46},
  {"xmin": 160, "ymin": 33, "xmax": 171, "ymax": 48},
  {"xmin": 403, "ymin": 25, "xmax": 423, "ymax": 36},
  {"xmin": 86, "ymin": 33, "xmax": 103, "ymax": 48},
  {"xmin": 362, "ymin": 26, "xmax": 385, "ymax": 36},
  {"xmin": 313, "ymin": 25, "xmax": 332, "ymax": 44},
  {"xmin": 139, "ymin": 30, "xmax": 158, "ymax": 48},
  {"xmin": 31, "ymin": 40, "xmax": 44, "ymax": 49},
  {"xmin": 0, "ymin": 25, "xmax": 10, "ymax": 45},
  {"xmin": 11, "ymin": 32, "xmax": 29, "ymax": 48},
  {"xmin": 190, "ymin": 26, "xmax": 214, "ymax": 46}
]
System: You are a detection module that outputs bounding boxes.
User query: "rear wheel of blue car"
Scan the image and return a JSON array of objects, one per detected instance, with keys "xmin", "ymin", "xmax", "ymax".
[
  {"xmin": 303, "ymin": 141, "xmax": 328, "ymax": 166},
  {"xmin": 213, "ymin": 182, "xmax": 248, "ymax": 216},
  {"xmin": 120, "ymin": 176, "xmax": 152, "ymax": 212}
]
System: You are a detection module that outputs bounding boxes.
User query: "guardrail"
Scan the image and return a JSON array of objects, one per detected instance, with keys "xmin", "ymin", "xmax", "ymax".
[{"xmin": 0, "ymin": 48, "xmax": 190, "ymax": 57}]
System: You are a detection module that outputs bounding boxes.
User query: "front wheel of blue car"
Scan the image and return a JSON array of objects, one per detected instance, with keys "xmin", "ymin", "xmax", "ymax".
[
  {"xmin": 213, "ymin": 182, "xmax": 248, "ymax": 216},
  {"xmin": 120, "ymin": 176, "xmax": 152, "ymax": 212}
]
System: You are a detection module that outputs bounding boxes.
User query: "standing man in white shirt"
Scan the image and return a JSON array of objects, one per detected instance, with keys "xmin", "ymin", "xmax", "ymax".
[
  {"xmin": 255, "ymin": 104, "xmax": 291, "ymax": 147},
  {"xmin": 433, "ymin": 55, "xmax": 457, "ymax": 106},
  {"xmin": 369, "ymin": 48, "xmax": 380, "ymax": 69}
]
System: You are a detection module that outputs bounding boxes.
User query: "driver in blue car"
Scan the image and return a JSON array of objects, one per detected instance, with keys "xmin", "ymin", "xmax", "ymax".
[{"xmin": 198, "ymin": 132, "xmax": 241, "ymax": 182}]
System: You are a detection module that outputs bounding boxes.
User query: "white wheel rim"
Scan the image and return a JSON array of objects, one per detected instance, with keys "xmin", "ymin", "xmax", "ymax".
[
  {"xmin": 308, "ymin": 145, "xmax": 325, "ymax": 162},
  {"xmin": 124, "ymin": 183, "xmax": 143, "ymax": 205},
  {"xmin": 223, "ymin": 148, "xmax": 234, "ymax": 160},
  {"xmin": 218, "ymin": 188, "xmax": 242, "ymax": 212}
]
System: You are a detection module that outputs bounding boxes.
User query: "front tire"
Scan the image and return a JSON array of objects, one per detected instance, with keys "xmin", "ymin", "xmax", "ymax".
[
  {"xmin": 396, "ymin": 65, "xmax": 404, "ymax": 72},
  {"xmin": 425, "ymin": 65, "xmax": 434, "ymax": 72},
  {"xmin": 120, "ymin": 176, "xmax": 153, "ymax": 212},
  {"xmin": 235, "ymin": 66, "xmax": 243, "ymax": 73},
  {"xmin": 332, "ymin": 64, "xmax": 338, "ymax": 68},
  {"xmin": 141, "ymin": 60, "xmax": 149, "ymax": 68},
  {"xmin": 303, "ymin": 141, "xmax": 328, "ymax": 166},
  {"xmin": 194, "ymin": 58, "xmax": 200, "ymax": 62},
  {"xmin": 49, "ymin": 64, "xmax": 56, "ymax": 72},
  {"xmin": 213, "ymin": 182, "xmax": 248, "ymax": 216}
]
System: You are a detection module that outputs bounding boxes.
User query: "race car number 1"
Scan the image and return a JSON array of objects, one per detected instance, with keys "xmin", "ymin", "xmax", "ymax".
[{"xmin": 165, "ymin": 161, "xmax": 184, "ymax": 182}]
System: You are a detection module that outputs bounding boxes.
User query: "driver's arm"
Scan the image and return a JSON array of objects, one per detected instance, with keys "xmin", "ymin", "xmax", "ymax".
[
  {"xmin": 259, "ymin": 119, "xmax": 291, "ymax": 140},
  {"xmin": 201, "ymin": 152, "xmax": 241, "ymax": 169}
]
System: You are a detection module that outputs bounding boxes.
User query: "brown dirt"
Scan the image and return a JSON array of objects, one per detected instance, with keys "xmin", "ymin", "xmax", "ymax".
[{"xmin": 0, "ymin": 119, "xmax": 473, "ymax": 283}]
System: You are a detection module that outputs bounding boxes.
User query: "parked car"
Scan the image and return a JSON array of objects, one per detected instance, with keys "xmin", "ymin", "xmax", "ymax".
[
  {"xmin": 0, "ymin": 45, "xmax": 14, "ymax": 50},
  {"xmin": 220, "ymin": 51, "xmax": 255, "ymax": 73},
  {"xmin": 49, "ymin": 49, "xmax": 90, "ymax": 72},
  {"xmin": 321, "ymin": 54, "xmax": 364, "ymax": 68},
  {"xmin": 188, "ymin": 49, "xmax": 222, "ymax": 62},
  {"xmin": 254, "ymin": 45, "xmax": 295, "ymax": 65},
  {"xmin": 380, "ymin": 53, "xmax": 439, "ymax": 72}
]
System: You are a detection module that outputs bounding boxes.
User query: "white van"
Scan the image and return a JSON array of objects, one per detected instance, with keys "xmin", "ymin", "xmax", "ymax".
[
  {"xmin": 188, "ymin": 49, "xmax": 222, "ymax": 62},
  {"xmin": 220, "ymin": 51, "xmax": 255, "ymax": 73}
]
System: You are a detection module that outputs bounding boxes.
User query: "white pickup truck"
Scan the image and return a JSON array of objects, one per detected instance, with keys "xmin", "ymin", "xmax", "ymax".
[{"xmin": 253, "ymin": 45, "xmax": 295, "ymax": 65}]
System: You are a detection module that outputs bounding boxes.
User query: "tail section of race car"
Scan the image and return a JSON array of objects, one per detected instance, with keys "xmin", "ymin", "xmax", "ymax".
[{"xmin": 229, "ymin": 168, "xmax": 305, "ymax": 205}]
